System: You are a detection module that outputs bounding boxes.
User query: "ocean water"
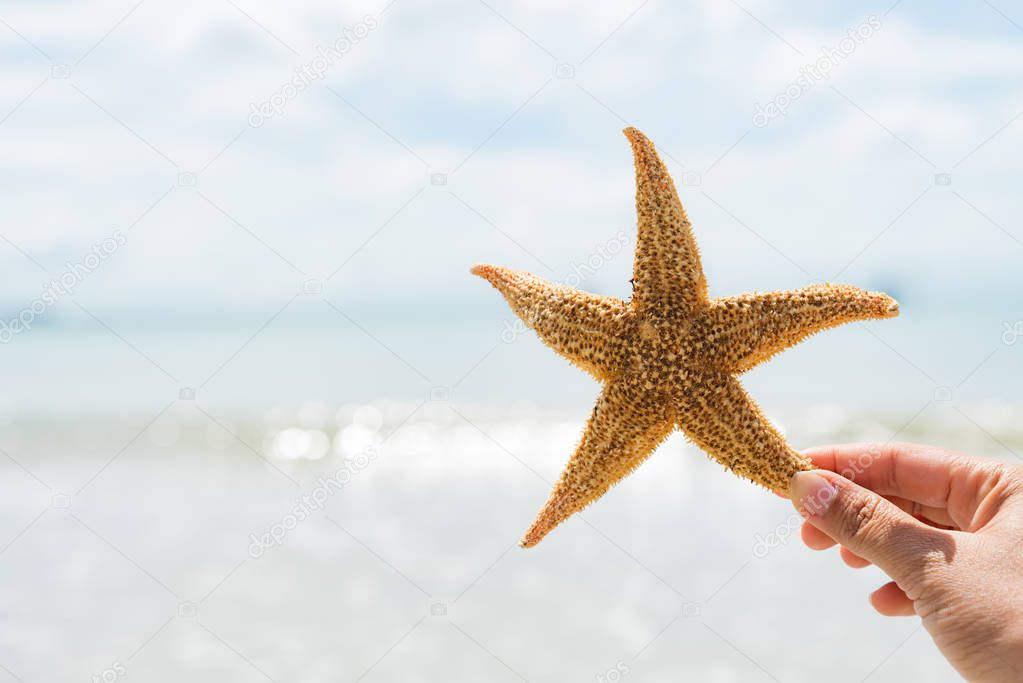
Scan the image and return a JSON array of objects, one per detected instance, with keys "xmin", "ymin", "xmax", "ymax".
[
  {"xmin": 1, "ymin": 311, "xmax": 1021, "ymax": 681},
  {"xmin": 2, "ymin": 298, "xmax": 1021, "ymax": 414}
]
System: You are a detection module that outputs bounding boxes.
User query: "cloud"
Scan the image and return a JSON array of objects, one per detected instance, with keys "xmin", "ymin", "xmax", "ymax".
[{"xmin": 0, "ymin": 0, "xmax": 1018, "ymax": 318}]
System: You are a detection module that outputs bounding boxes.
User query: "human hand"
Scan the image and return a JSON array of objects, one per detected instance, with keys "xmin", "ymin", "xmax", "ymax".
[{"xmin": 789, "ymin": 443, "xmax": 1023, "ymax": 682}]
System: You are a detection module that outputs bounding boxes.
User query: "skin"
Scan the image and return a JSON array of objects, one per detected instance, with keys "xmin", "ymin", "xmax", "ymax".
[{"xmin": 789, "ymin": 442, "xmax": 1023, "ymax": 682}]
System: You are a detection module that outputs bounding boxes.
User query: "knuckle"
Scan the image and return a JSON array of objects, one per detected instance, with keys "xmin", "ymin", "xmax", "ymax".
[
  {"xmin": 838, "ymin": 493, "xmax": 883, "ymax": 545},
  {"xmin": 999, "ymin": 464, "xmax": 1023, "ymax": 496}
]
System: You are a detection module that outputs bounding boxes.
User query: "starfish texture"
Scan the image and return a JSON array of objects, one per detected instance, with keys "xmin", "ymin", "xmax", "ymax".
[{"xmin": 472, "ymin": 128, "xmax": 899, "ymax": 548}]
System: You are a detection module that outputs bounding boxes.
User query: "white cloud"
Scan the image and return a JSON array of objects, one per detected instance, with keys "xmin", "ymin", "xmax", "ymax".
[{"xmin": 0, "ymin": 0, "xmax": 1018, "ymax": 316}]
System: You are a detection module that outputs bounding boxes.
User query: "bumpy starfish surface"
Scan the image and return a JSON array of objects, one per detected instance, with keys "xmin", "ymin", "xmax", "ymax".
[{"xmin": 472, "ymin": 128, "xmax": 898, "ymax": 548}]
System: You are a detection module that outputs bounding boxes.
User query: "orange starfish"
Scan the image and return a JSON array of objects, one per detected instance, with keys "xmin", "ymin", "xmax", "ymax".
[{"xmin": 472, "ymin": 128, "xmax": 898, "ymax": 548}]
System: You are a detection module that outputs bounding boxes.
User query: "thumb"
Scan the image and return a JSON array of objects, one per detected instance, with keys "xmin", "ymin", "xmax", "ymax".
[{"xmin": 789, "ymin": 470, "xmax": 952, "ymax": 585}]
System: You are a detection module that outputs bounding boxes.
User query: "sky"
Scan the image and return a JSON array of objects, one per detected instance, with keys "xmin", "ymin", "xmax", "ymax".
[
  {"xmin": 0, "ymin": 0, "xmax": 1020, "ymax": 321},
  {"xmin": 0, "ymin": 0, "xmax": 1021, "ymax": 416}
]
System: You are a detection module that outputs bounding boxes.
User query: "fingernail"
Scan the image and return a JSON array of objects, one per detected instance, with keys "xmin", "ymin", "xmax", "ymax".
[{"xmin": 789, "ymin": 471, "xmax": 837, "ymax": 518}]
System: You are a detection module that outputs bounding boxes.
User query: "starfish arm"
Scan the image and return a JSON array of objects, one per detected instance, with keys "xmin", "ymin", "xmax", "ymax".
[
  {"xmin": 471, "ymin": 264, "xmax": 632, "ymax": 381},
  {"xmin": 521, "ymin": 380, "xmax": 674, "ymax": 547},
  {"xmin": 676, "ymin": 371, "xmax": 812, "ymax": 491},
  {"xmin": 624, "ymin": 127, "xmax": 708, "ymax": 316},
  {"xmin": 701, "ymin": 284, "xmax": 900, "ymax": 374}
]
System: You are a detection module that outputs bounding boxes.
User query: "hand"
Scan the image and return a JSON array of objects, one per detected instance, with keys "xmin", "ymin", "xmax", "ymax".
[{"xmin": 789, "ymin": 443, "xmax": 1023, "ymax": 683}]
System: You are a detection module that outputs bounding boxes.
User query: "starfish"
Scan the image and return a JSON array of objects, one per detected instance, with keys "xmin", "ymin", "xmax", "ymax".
[{"xmin": 472, "ymin": 128, "xmax": 898, "ymax": 548}]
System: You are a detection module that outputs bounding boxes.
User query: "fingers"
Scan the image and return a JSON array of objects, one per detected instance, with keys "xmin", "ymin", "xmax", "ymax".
[
  {"xmin": 805, "ymin": 443, "xmax": 1015, "ymax": 532},
  {"xmin": 799, "ymin": 494, "xmax": 955, "ymax": 558},
  {"xmin": 801, "ymin": 525, "xmax": 872, "ymax": 566},
  {"xmin": 800, "ymin": 522, "xmax": 836, "ymax": 550},
  {"xmin": 790, "ymin": 469, "xmax": 953, "ymax": 585},
  {"xmin": 870, "ymin": 581, "xmax": 916, "ymax": 617},
  {"xmin": 887, "ymin": 495, "xmax": 957, "ymax": 529},
  {"xmin": 802, "ymin": 442, "xmax": 969, "ymax": 509},
  {"xmin": 800, "ymin": 496, "xmax": 953, "ymax": 566},
  {"xmin": 839, "ymin": 546, "xmax": 871, "ymax": 568}
]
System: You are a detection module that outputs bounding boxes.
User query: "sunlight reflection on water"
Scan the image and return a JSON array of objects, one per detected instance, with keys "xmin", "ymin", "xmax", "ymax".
[{"xmin": 0, "ymin": 400, "xmax": 1018, "ymax": 680}]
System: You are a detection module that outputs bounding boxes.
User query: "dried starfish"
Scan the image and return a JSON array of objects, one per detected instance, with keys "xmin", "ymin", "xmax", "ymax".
[{"xmin": 472, "ymin": 128, "xmax": 898, "ymax": 548}]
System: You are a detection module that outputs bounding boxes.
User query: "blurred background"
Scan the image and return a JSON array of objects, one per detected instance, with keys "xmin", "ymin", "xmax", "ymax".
[{"xmin": 1, "ymin": 0, "xmax": 1021, "ymax": 680}]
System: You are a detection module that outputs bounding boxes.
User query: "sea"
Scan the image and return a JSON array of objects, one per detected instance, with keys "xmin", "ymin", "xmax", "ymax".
[{"xmin": 1, "ymin": 303, "xmax": 1019, "ymax": 681}]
